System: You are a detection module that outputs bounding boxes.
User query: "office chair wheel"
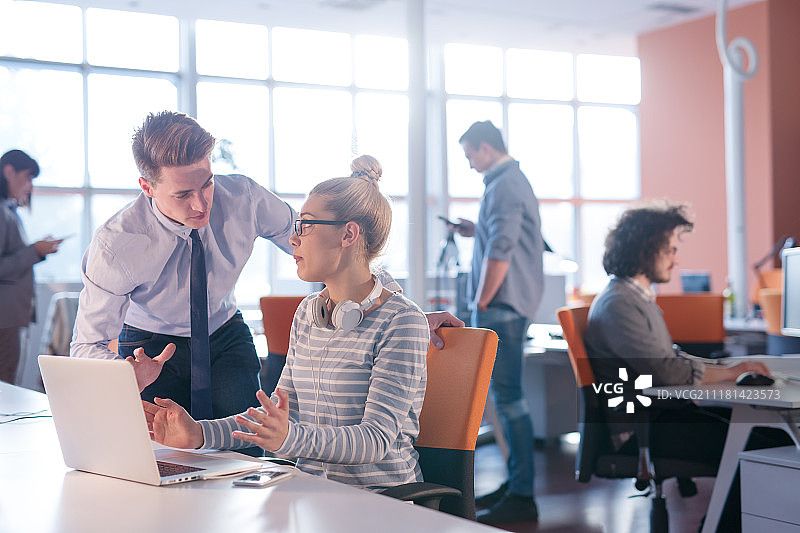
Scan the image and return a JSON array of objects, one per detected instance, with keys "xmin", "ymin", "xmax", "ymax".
[{"xmin": 650, "ymin": 495, "xmax": 668, "ymax": 533}]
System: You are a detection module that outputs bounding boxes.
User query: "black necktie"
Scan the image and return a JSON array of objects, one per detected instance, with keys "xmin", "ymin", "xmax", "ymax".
[{"xmin": 190, "ymin": 229, "xmax": 212, "ymax": 419}]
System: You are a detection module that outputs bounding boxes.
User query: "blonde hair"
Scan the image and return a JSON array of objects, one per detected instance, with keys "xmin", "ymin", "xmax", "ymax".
[
  {"xmin": 309, "ymin": 155, "xmax": 392, "ymax": 263},
  {"xmin": 132, "ymin": 111, "xmax": 215, "ymax": 183}
]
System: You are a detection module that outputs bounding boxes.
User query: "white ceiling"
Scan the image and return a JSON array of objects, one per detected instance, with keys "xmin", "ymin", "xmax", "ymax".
[{"xmin": 45, "ymin": 0, "xmax": 762, "ymax": 55}]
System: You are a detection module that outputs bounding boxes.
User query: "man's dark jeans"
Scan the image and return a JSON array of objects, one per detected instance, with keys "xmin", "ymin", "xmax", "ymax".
[
  {"xmin": 473, "ymin": 304, "xmax": 534, "ymax": 497},
  {"xmin": 119, "ymin": 311, "xmax": 263, "ymax": 455}
]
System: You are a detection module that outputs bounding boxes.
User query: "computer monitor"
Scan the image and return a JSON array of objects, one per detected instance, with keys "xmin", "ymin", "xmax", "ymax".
[
  {"xmin": 781, "ymin": 247, "xmax": 800, "ymax": 336},
  {"xmin": 680, "ymin": 270, "xmax": 711, "ymax": 293},
  {"xmin": 533, "ymin": 274, "xmax": 567, "ymax": 325}
]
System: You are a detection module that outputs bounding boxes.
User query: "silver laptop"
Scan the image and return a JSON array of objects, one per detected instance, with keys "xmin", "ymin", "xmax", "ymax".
[{"xmin": 39, "ymin": 355, "xmax": 261, "ymax": 485}]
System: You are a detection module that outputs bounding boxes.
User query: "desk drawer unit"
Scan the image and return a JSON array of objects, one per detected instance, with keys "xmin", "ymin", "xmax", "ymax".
[{"xmin": 740, "ymin": 446, "xmax": 800, "ymax": 531}]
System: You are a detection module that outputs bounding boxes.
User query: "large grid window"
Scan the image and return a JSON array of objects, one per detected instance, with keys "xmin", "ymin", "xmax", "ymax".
[
  {"xmin": 1, "ymin": 1, "xmax": 640, "ymax": 307},
  {"xmin": 442, "ymin": 44, "xmax": 640, "ymax": 292},
  {"xmin": 0, "ymin": 4, "xmax": 414, "ymax": 306},
  {"xmin": 1, "ymin": 3, "xmax": 178, "ymax": 292}
]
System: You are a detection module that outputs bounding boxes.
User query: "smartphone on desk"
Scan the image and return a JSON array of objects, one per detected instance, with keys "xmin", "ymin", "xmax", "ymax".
[{"xmin": 232, "ymin": 470, "xmax": 293, "ymax": 487}]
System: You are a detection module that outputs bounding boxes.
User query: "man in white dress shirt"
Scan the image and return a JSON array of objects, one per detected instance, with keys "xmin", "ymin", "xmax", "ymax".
[{"xmin": 71, "ymin": 110, "xmax": 462, "ymax": 429}]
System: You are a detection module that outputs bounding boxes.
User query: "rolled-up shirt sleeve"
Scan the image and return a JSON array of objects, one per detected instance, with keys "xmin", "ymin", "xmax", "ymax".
[{"xmin": 248, "ymin": 177, "xmax": 297, "ymax": 255}]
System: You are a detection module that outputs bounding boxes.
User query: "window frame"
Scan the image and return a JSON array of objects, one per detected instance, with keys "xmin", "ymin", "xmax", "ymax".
[{"xmin": 1, "ymin": 6, "xmax": 641, "ymax": 301}]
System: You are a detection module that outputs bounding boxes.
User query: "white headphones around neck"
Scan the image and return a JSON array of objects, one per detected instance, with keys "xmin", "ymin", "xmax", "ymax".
[{"xmin": 310, "ymin": 276, "xmax": 383, "ymax": 332}]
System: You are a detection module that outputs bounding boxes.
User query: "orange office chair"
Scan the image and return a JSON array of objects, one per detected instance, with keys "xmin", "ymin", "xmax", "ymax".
[
  {"xmin": 259, "ymin": 295, "xmax": 307, "ymax": 394},
  {"xmin": 380, "ymin": 327, "xmax": 498, "ymax": 520},
  {"xmin": 557, "ymin": 305, "xmax": 716, "ymax": 533},
  {"xmin": 655, "ymin": 294, "xmax": 726, "ymax": 357},
  {"xmin": 751, "ymin": 268, "xmax": 782, "ymax": 307},
  {"xmin": 759, "ymin": 288, "xmax": 800, "ymax": 355},
  {"xmin": 759, "ymin": 288, "xmax": 783, "ymax": 336}
]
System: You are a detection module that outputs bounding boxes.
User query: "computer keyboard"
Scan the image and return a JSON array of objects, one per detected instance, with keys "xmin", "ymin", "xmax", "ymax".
[{"xmin": 157, "ymin": 461, "xmax": 205, "ymax": 477}]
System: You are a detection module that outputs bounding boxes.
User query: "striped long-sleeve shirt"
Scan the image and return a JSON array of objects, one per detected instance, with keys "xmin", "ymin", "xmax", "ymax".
[{"xmin": 199, "ymin": 291, "xmax": 429, "ymax": 490}]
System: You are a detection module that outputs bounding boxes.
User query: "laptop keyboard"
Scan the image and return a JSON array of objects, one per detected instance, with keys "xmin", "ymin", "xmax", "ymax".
[{"xmin": 157, "ymin": 461, "xmax": 205, "ymax": 477}]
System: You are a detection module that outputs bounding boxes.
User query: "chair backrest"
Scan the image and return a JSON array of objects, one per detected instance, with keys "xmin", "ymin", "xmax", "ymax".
[
  {"xmin": 655, "ymin": 294, "xmax": 725, "ymax": 343},
  {"xmin": 259, "ymin": 295, "xmax": 307, "ymax": 395},
  {"xmin": 417, "ymin": 327, "xmax": 497, "ymax": 450},
  {"xmin": 752, "ymin": 267, "xmax": 782, "ymax": 305},
  {"xmin": 415, "ymin": 327, "xmax": 498, "ymax": 519},
  {"xmin": 758, "ymin": 287, "xmax": 800, "ymax": 354},
  {"xmin": 557, "ymin": 305, "xmax": 594, "ymax": 387},
  {"xmin": 259, "ymin": 296, "xmax": 307, "ymax": 355},
  {"xmin": 41, "ymin": 292, "xmax": 81, "ymax": 356},
  {"xmin": 759, "ymin": 288, "xmax": 783, "ymax": 336},
  {"xmin": 557, "ymin": 305, "xmax": 610, "ymax": 483}
]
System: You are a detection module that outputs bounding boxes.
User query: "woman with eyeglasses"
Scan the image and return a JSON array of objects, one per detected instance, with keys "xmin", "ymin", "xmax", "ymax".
[
  {"xmin": 0, "ymin": 149, "xmax": 62, "ymax": 384},
  {"xmin": 144, "ymin": 155, "xmax": 430, "ymax": 490}
]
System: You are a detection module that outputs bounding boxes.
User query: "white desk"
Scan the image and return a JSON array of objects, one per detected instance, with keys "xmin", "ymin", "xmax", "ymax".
[
  {"xmin": 524, "ymin": 324, "xmax": 576, "ymax": 441},
  {"xmin": 739, "ymin": 446, "xmax": 800, "ymax": 530},
  {"xmin": 0, "ymin": 382, "xmax": 494, "ymax": 533},
  {"xmin": 645, "ymin": 355, "xmax": 800, "ymax": 533},
  {"xmin": 724, "ymin": 317, "xmax": 767, "ymax": 334}
]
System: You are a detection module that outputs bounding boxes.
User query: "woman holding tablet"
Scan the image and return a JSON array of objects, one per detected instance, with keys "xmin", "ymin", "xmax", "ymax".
[{"xmin": 0, "ymin": 149, "xmax": 62, "ymax": 384}]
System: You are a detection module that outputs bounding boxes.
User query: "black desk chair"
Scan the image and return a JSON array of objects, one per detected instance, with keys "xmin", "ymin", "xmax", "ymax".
[{"xmin": 558, "ymin": 306, "xmax": 717, "ymax": 533}]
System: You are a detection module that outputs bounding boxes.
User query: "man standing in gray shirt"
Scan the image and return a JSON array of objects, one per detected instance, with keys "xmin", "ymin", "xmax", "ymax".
[{"xmin": 450, "ymin": 120, "xmax": 543, "ymax": 525}]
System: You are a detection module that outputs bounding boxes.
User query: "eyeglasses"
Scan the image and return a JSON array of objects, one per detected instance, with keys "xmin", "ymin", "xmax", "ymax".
[
  {"xmin": 660, "ymin": 245, "xmax": 678, "ymax": 257},
  {"xmin": 294, "ymin": 219, "xmax": 346, "ymax": 236}
]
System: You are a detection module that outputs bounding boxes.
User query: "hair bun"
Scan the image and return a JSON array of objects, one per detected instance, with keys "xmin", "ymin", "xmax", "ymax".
[{"xmin": 350, "ymin": 154, "xmax": 382, "ymax": 185}]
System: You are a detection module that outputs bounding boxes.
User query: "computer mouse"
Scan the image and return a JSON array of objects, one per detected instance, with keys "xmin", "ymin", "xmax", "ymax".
[{"xmin": 735, "ymin": 372, "xmax": 775, "ymax": 386}]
